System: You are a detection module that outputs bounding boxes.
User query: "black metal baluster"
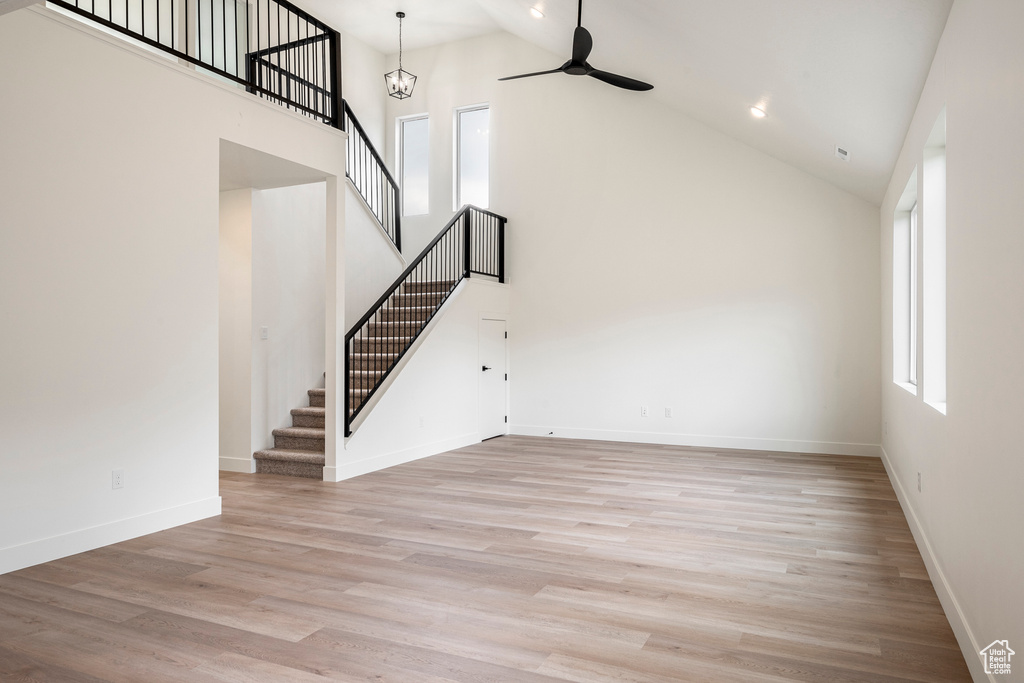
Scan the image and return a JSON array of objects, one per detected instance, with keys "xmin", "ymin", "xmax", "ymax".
[{"xmin": 243, "ymin": 0, "xmax": 248, "ymax": 75}]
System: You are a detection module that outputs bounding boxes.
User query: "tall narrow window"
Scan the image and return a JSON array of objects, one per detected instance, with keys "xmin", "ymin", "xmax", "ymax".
[
  {"xmin": 893, "ymin": 169, "xmax": 918, "ymax": 394},
  {"xmin": 398, "ymin": 115, "xmax": 429, "ymax": 217},
  {"xmin": 455, "ymin": 105, "xmax": 490, "ymax": 209},
  {"xmin": 909, "ymin": 202, "xmax": 919, "ymax": 387},
  {"xmin": 923, "ymin": 110, "xmax": 947, "ymax": 413}
]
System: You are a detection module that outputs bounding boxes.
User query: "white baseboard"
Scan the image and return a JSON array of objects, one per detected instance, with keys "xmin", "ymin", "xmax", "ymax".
[
  {"xmin": 219, "ymin": 456, "xmax": 255, "ymax": 473},
  {"xmin": 510, "ymin": 425, "xmax": 882, "ymax": 458},
  {"xmin": 326, "ymin": 432, "xmax": 481, "ymax": 482},
  {"xmin": 0, "ymin": 496, "xmax": 222, "ymax": 576},
  {"xmin": 879, "ymin": 447, "xmax": 989, "ymax": 683}
]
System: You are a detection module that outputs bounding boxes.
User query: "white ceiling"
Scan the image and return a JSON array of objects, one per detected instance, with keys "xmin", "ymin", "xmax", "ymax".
[{"xmin": 301, "ymin": 0, "xmax": 953, "ymax": 205}]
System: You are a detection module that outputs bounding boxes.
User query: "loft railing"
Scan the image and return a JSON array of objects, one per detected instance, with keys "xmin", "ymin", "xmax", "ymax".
[
  {"xmin": 343, "ymin": 101, "xmax": 401, "ymax": 250},
  {"xmin": 50, "ymin": 0, "xmax": 341, "ymax": 127},
  {"xmin": 345, "ymin": 205, "xmax": 506, "ymax": 435}
]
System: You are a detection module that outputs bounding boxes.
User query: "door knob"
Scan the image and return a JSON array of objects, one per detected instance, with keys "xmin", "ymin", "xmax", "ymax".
[{"xmin": 482, "ymin": 366, "xmax": 492, "ymax": 371}]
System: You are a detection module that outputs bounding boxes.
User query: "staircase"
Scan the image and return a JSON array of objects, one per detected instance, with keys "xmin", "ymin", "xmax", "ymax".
[
  {"xmin": 249, "ymin": 101, "xmax": 506, "ymax": 477},
  {"xmin": 250, "ymin": 207, "xmax": 506, "ymax": 478},
  {"xmin": 252, "ymin": 387, "xmax": 326, "ymax": 479},
  {"xmin": 345, "ymin": 206, "xmax": 507, "ymax": 436},
  {"xmin": 348, "ymin": 279, "xmax": 453, "ymax": 415}
]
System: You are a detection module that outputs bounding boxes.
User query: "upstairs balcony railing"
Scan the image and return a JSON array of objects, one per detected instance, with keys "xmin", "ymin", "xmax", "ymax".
[{"xmin": 50, "ymin": 0, "xmax": 341, "ymax": 127}]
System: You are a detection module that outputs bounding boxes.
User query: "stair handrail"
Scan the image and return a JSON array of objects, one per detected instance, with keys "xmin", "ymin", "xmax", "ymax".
[
  {"xmin": 344, "ymin": 205, "xmax": 507, "ymax": 435},
  {"xmin": 343, "ymin": 100, "xmax": 402, "ymax": 251}
]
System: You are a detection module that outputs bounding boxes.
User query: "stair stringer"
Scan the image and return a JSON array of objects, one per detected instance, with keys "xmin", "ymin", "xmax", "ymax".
[
  {"xmin": 332, "ymin": 278, "xmax": 510, "ymax": 482},
  {"xmin": 346, "ymin": 178, "xmax": 404, "ymax": 264}
]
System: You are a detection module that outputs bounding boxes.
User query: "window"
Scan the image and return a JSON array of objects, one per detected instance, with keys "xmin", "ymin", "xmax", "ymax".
[
  {"xmin": 892, "ymin": 170, "xmax": 918, "ymax": 394},
  {"xmin": 398, "ymin": 115, "xmax": 429, "ymax": 217},
  {"xmin": 455, "ymin": 105, "xmax": 490, "ymax": 209},
  {"xmin": 923, "ymin": 110, "xmax": 947, "ymax": 413},
  {"xmin": 909, "ymin": 202, "xmax": 919, "ymax": 387}
]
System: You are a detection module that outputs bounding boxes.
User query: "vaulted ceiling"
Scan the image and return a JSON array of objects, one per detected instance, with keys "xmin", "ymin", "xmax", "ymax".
[{"xmin": 302, "ymin": 0, "xmax": 953, "ymax": 205}]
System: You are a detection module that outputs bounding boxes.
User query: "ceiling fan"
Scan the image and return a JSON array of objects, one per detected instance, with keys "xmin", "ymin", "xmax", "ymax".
[{"xmin": 499, "ymin": 0, "xmax": 653, "ymax": 92}]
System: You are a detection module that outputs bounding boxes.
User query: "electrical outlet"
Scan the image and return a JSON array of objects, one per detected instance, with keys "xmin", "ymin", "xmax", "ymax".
[
  {"xmin": 665, "ymin": 407, "xmax": 673, "ymax": 418},
  {"xmin": 917, "ymin": 472, "xmax": 922, "ymax": 493},
  {"xmin": 641, "ymin": 405, "xmax": 649, "ymax": 418},
  {"xmin": 418, "ymin": 416, "xmax": 424, "ymax": 428},
  {"xmin": 112, "ymin": 469, "xmax": 124, "ymax": 490}
]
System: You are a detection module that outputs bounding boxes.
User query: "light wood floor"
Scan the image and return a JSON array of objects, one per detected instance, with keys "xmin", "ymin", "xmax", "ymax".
[{"xmin": 0, "ymin": 436, "xmax": 970, "ymax": 682}]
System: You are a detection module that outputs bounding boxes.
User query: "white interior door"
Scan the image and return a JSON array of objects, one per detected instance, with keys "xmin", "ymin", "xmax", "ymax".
[{"xmin": 479, "ymin": 318, "xmax": 507, "ymax": 440}]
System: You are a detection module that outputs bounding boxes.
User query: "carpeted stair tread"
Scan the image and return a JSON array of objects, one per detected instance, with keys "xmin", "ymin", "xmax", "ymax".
[
  {"xmin": 272, "ymin": 426, "xmax": 325, "ymax": 439},
  {"xmin": 290, "ymin": 406, "xmax": 325, "ymax": 428},
  {"xmin": 307, "ymin": 388, "xmax": 326, "ymax": 407},
  {"xmin": 376, "ymin": 306, "xmax": 435, "ymax": 322},
  {"xmin": 291, "ymin": 407, "xmax": 325, "ymax": 417},
  {"xmin": 253, "ymin": 448, "xmax": 325, "ymax": 465}
]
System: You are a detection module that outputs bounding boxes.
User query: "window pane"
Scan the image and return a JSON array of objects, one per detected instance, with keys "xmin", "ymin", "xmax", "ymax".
[
  {"xmin": 458, "ymin": 107, "xmax": 489, "ymax": 209},
  {"xmin": 401, "ymin": 117, "xmax": 429, "ymax": 217},
  {"xmin": 909, "ymin": 202, "xmax": 918, "ymax": 386}
]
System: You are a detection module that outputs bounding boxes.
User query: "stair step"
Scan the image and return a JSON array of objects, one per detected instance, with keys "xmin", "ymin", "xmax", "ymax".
[
  {"xmin": 253, "ymin": 448, "xmax": 324, "ymax": 479},
  {"xmin": 253, "ymin": 448, "xmax": 325, "ymax": 464},
  {"xmin": 390, "ymin": 292, "xmax": 446, "ymax": 306},
  {"xmin": 374, "ymin": 306, "xmax": 435, "ymax": 323},
  {"xmin": 291, "ymin": 406, "xmax": 325, "ymax": 428},
  {"xmin": 351, "ymin": 337, "xmax": 414, "ymax": 353},
  {"xmin": 401, "ymin": 280, "xmax": 456, "ymax": 294},
  {"xmin": 272, "ymin": 426, "xmax": 325, "ymax": 451},
  {"xmin": 307, "ymin": 388, "xmax": 325, "ymax": 407},
  {"xmin": 364, "ymin": 321, "xmax": 424, "ymax": 337},
  {"xmin": 349, "ymin": 353, "xmax": 398, "ymax": 371}
]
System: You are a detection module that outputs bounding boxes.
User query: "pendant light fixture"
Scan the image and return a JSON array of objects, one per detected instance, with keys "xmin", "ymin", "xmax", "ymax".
[{"xmin": 385, "ymin": 12, "xmax": 417, "ymax": 99}]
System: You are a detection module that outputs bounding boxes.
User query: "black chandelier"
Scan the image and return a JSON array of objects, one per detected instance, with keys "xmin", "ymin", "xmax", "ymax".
[{"xmin": 384, "ymin": 12, "xmax": 417, "ymax": 99}]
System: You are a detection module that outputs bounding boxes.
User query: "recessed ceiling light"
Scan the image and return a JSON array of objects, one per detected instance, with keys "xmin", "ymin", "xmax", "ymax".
[
  {"xmin": 750, "ymin": 106, "xmax": 767, "ymax": 118},
  {"xmin": 530, "ymin": 7, "xmax": 544, "ymax": 19}
]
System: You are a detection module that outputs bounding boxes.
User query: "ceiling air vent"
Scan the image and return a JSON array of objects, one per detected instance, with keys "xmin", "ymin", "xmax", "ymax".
[{"xmin": 835, "ymin": 145, "xmax": 850, "ymax": 162}]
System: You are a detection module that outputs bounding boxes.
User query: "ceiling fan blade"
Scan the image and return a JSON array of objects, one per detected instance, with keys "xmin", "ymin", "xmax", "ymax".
[
  {"xmin": 572, "ymin": 26, "xmax": 593, "ymax": 63},
  {"xmin": 588, "ymin": 69, "xmax": 654, "ymax": 91},
  {"xmin": 498, "ymin": 68, "xmax": 563, "ymax": 82}
]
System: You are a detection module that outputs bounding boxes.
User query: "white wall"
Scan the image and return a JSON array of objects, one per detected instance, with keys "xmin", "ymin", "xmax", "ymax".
[
  {"xmin": 386, "ymin": 32, "xmax": 881, "ymax": 456},
  {"xmin": 880, "ymin": 1, "xmax": 1024, "ymax": 678},
  {"xmin": 0, "ymin": 0, "xmax": 37, "ymax": 17},
  {"xmin": 0, "ymin": 7, "xmax": 345, "ymax": 573},
  {"xmin": 344, "ymin": 183, "xmax": 405, "ymax": 329},
  {"xmin": 219, "ymin": 189, "xmax": 254, "ymax": 472},
  {"xmin": 251, "ymin": 184, "xmax": 327, "ymax": 450},
  {"xmin": 342, "ymin": 31, "xmax": 387, "ymax": 150},
  {"xmin": 338, "ymin": 280, "xmax": 509, "ymax": 481}
]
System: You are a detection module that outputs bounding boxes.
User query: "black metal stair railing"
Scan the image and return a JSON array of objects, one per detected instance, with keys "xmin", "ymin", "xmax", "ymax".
[
  {"xmin": 344, "ymin": 205, "xmax": 506, "ymax": 436},
  {"xmin": 50, "ymin": 0, "xmax": 341, "ymax": 127},
  {"xmin": 343, "ymin": 101, "xmax": 401, "ymax": 251}
]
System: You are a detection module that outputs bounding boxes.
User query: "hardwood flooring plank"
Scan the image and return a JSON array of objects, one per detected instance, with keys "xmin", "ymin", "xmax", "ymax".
[{"xmin": 0, "ymin": 436, "xmax": 969, "ymax": 682}]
